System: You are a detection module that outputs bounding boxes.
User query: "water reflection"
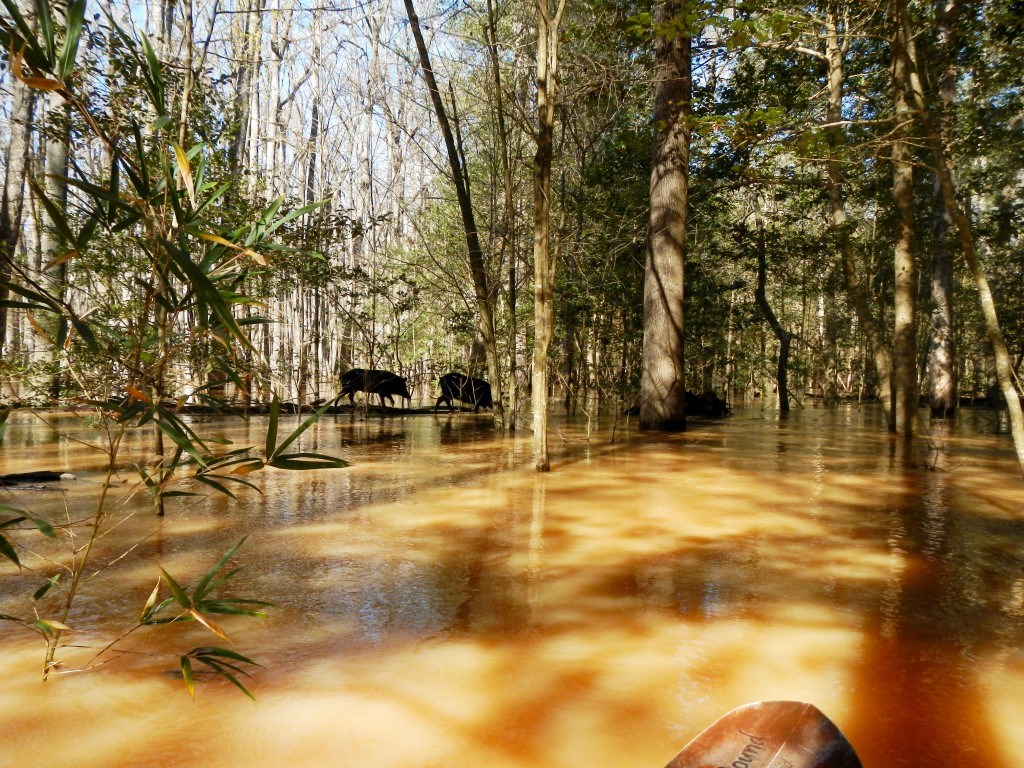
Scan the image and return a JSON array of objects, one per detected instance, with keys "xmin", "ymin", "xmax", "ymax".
[{"xmin": 0, "ymin": 406, "xmax": 1022, "ymax": 768}]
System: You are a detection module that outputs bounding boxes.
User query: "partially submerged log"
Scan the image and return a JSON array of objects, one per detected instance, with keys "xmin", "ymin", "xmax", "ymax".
[{"xmin": 1, "ymin": 471, "xmax": 76, "ymax": 485}]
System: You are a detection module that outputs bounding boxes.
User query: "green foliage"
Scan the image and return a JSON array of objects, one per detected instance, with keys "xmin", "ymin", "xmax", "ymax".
[{"xmin": 0, "ymin": 0, "xmax": 349, "ymax": 698}]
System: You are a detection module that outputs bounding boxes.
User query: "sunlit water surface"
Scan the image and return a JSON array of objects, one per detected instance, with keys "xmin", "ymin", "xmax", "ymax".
[{"xmin": 1, "ymin": 405, "xmax": 1022, "ymax": 768}]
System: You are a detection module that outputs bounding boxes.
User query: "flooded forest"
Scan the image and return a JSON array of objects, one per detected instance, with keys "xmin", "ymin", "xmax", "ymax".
[{"xmin": 1, "ymin": 0, "xmax": 1023, "ymax": 766}]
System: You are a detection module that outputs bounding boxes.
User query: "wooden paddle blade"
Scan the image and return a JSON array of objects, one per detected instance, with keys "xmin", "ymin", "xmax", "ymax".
[{"xmin": 664, "ymin": 701, "xmax": 861, "ymax": 768}]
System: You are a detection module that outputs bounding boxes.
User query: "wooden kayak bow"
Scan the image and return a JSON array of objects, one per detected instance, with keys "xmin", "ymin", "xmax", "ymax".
[{"xmin": 663, "ymin": 701, "xmax": 862, "ymax": 768}]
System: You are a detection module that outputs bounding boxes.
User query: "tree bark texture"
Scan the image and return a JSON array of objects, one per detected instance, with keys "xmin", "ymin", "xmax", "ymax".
[
  {"xmin": 890, "ymin": 3, "xmax": 918, "ymax": 440},
  {"xmin": 0, "ymin": 61, "xmax": 36, "ymax": 360},
  {"xmin": 531, "ymin": 0, "xmax": 566, "ymax": 471},
  {"xmin": 927, "ymin": 0, "xmax": 959, "ymax": 419},
  {"xmin": 640, "ymin": 0, "xmax": 691, "ymax": 431}
]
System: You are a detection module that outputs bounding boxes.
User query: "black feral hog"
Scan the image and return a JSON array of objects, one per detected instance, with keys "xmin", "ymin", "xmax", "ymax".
[
  {"xmin": 434, "ymin": 372, "xmax": 493, "ymax": 412},
  {"xmin": 340, "ymin": 369, "xmax": 412, "ymax": 408}
]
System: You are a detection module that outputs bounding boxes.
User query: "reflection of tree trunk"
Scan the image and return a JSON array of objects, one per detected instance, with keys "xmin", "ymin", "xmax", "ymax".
[
  {"xmin": 404, "ymin": 0, "xmax": 505, "ymax": 429},
  {"xmin": 640, "ymin": 0, "xmax": 690, "ymax": 431},
  {"xmin": 845, "ymin": 474, "xmax": 1010, "ymax": 768},
  {"xmin": 753, "ymin": 199, "xmax": 792, "ymax": 413},
  {"xmin": 890, "ymin": 2, "xmax": 918, "ymax": 443}
]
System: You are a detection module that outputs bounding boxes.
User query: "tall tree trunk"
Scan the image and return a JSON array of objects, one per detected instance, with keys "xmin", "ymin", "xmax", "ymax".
[
  {"xmin": 898, "ymin": 2, "xmax": 1024, "ymax": 475},
  {"xmin": 484, "ymin": 0, "xmax": 520, "ymax": 430},
  {"xmin": 0, "ymin": 37, "xmax": 36, "ymax": 366},
  {"xmin": 891, "ymin": 0, "xmax": 918, "ymax": 441},
  {"xmin": 41, "ymin": 90, "xmax": 71, "ymax": 400},
  {"xmin": 404, "ymin": 0, "xmax": 505, "ymax": 428},
  {"xmin": 531, "ymin": 0, "xmax": 566, "ymax": 471},
  {"xmin": 927, "ymin": 0, "xmax": 959, "ymax": 419},
  {"xmin": 823, "ymin": 5, "xmax": 894, "ymax": 426},
  {"xmin": 753, "ymin": 198, "xmax": 793, "ymax": 412},
  {"xmin": 640, "ymin": 0, "xmax": 691, "ymax": 431},
  {"xmin": 228, "ymin": 0, "xmax": 256, "ymax": 176}
]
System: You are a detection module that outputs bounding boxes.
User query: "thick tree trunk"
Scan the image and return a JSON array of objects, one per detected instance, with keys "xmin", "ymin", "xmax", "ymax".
[
  {"xmin": 640, "ymin": 0, "xmax": 691, "ymax": 431},
  {"xmin": 927, "ymin": 0, "xmax": 959, "ymax": 419},
  {"xmin": 404, "ymin": 0, "xmax": 505, "ymax": 428},
  {"xmin": 40, "ymin": 91, "xmax": 71, "ymax": 400},
  {"xmin": 0, "ymin": 76, "xmax": 35, "ymax": 374},
  {"xmin": 890, "ymin": 5, "xmax": 919, "ymax": 442}
]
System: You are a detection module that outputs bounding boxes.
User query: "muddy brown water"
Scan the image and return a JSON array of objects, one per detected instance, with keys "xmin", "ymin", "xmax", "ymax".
[{"xmin": 1, "ymin": 405, "xmax": 1022, "ymax": 768}]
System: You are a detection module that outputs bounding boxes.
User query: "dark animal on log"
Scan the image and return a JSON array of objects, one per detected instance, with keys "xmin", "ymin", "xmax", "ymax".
[
  {"xmin": 340, "ymin": 369, "xmax": 412, "ymax": 408},
  {"xmin": 434, "ymin": 373, "xmax": 493, "ymax": 412}
]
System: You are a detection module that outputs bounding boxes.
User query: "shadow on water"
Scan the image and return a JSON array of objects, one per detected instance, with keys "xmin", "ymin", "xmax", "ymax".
[{"xmin": 1, "ymin": 405, "xmax": 1023, "ymax": 768}]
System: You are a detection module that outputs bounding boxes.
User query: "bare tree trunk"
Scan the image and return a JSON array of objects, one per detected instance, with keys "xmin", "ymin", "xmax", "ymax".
[
  {"xmin": 40, "ymin": 91, "xmax": 70, "ymax": 400},
  {"xmin": 404, "ymin": 0, "xmax": 505, "ymax": 428},
  {"xmin": 927, "ymin": 0, "xmax": 959, "ymax": 419},
  {"xmin": 484, "ymin": 0, "xmax": 520, "ymax": 430},
  {"xmin": 0, "ymin": 35, "xmax": 36, "ymax": 365},
  {"xmin": 640, "ymin": 0, "xmax": 691, "ymax": 431},
  {"xmin": 891, "ymin": 0, "xmax": 919, "ymax": 442},
  {"xmin": 531, "ymin": 0, "xmax": 566, "ymax": 471},
  {"xmin": 228, "ymin": 0, "xmax": 256, "ymax": 176},
  {"xmin": 753, "ymin": 198, "xmax": 793, "ymax": 412}
]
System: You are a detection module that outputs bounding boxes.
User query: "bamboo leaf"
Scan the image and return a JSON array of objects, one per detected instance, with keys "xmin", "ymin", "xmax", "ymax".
[
  {"xmin": 180, "ymin": 655, "xmax": 195, "ymax": 699},
  {"xmin": 33, "ymin": 572, "xmax": 61, "ymax": 600},
  {"xmin": 0, "ymin": 2, "xmax": 48, "ymax": 68},
  {"xmin": 188, "ymin": 608, "xmax": 229, "ymax": 641},
  {"xmin": 188, "ymin": 647, "xmax": 262, "ymax": 666},
  {"xmin": 32, "ymin": 618, "xmax": 71, "ymax": 637},
  {"xmin": 140, "ymin": 576, "xmax": 162, "ymax": 622},
  {"xmin": 268, "ymin": 396, "xmax": 340, "ymax": 460},
  {"xmin": 159, "ymin": 568, "xmax": 192, "ymax": 609},
  {"xmin": 68, "ymin": 314, "xmax": 99, "ymax": 352},
  {"xmin": 25, "ymin": 312, "xmax": 52, "ymax": 344},
  {"xmin": 56, "ymin": 0, "xmax": 86, "ymax": 81},
  {"xmin": 29, "ymin": 515, "xmax": 56, "ymax": 537},
  {"xmin": 268, "ymin": 453, "xmax": 351, "ymax": 471},
  {"xmin": 196, "ymin": 657, "xmax": 256, "ymax": 700},
  {"xmin": 172, "ymin": 143, "xmax": 196, "ymax": 208},
  {"xmin": 140, "ymin": 35, "xmax": 166, "ymax": 116},
  {"xmin": 194, "ymin": 537, "xmax": 247, "ymax": 601},
  {"xmin": 193, "ymin": 474, "xmax": 236, "ymax": 497},
  {"xmin": 0, "ymin": 533, "xmax": 20, "ymax": 567},
  {"xmin": 258, "ymin": 199, "xmax": 329, "ymax": 242},
  {"xmin": 36, "ymin": 0, "xmax": 56, "ymax": 64}
]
